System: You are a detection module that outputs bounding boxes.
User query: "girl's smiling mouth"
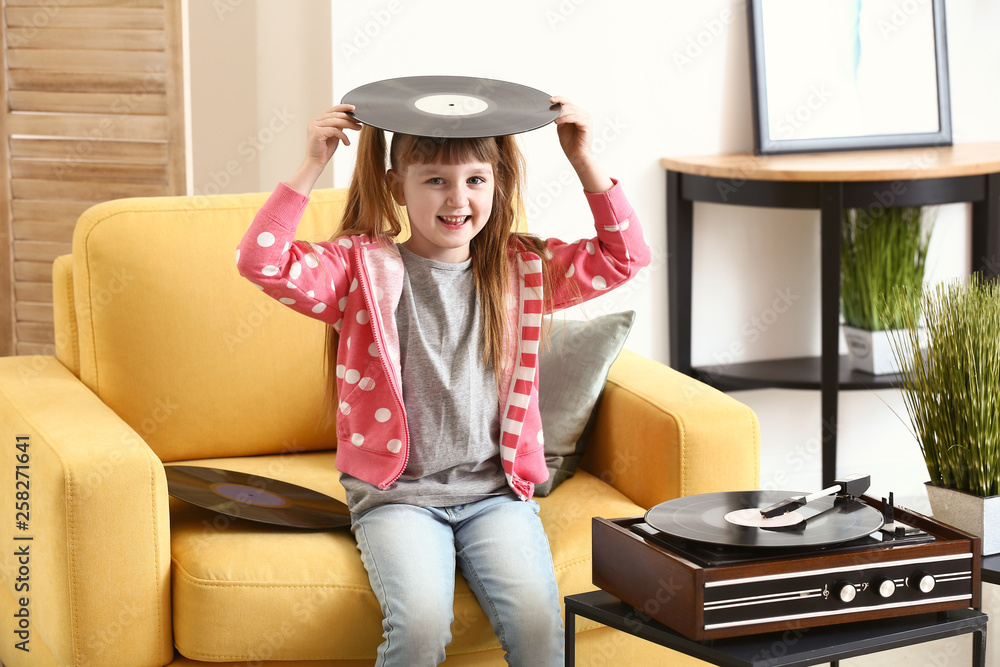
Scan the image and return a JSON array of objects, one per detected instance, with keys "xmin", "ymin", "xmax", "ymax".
[{"xmin": 438, "ymin": 215, "xmax": 471, "ymax": 227}]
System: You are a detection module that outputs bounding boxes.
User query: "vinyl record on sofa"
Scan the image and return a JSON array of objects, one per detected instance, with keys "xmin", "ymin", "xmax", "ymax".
[
  {"xmin": 164, "ymin": 465, "xmax": 350, "ymax": 529},
  {"xmin": 644, "ymin": 490, "xmax": 884, "ymax": 548},
  {"xmin": 342, "ymin": 76, "xmax": 561, "ymax": 138}
]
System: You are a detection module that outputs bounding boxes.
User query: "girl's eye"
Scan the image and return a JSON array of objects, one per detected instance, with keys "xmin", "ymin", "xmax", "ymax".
[
  {"xmin": 468, "ymin": 176, "xmax": 487, "ymax": 185},
  {"xmin": 427, "ymin": 177, "xmax": 444, "ymax": 185}
]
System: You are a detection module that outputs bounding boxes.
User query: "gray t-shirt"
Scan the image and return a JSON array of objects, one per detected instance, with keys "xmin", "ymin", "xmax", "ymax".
[{"xmin": 341, "ymin": 245, "xmax": 509, "ymax": 514}]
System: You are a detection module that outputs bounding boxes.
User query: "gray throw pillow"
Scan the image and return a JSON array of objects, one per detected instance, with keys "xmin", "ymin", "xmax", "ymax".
[{"xmin": 533, "ymin": 310, "xmax": 636, "ymax": 496}]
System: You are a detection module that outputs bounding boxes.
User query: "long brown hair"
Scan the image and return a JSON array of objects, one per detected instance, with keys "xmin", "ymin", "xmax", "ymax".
[{"xmin": 323, "ymin": 126, "xmax": 561, "ymax": 406}]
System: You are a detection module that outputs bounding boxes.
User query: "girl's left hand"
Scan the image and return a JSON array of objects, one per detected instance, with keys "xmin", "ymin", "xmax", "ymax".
[
  {"xmin": 550, "ymin": 96, "xmax": 613, "ymax": 193},
  {"xmin": 551, "ymin": 96, "xmax": 595, "ymax": 168}
]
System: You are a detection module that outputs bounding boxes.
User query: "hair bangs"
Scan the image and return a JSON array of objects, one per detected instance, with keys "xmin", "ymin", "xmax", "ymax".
[{"xmin": 390, "ymin": 134, "xmax": 500, "ymax": 172}]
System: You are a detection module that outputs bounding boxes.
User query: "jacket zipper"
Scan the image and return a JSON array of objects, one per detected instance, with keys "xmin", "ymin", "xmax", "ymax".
[{"xmin": 357, "ymin": 244, "xmax": 410, "ymax": 489}]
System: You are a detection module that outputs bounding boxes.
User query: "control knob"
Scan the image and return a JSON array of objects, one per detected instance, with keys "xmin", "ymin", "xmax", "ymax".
[
  {"xmin": 873, "ymin": 577, "xmax": 896, "ymax": 598},
  {"xmin": 907, "ymin": 571, "xmax": 936, "ymax": 594},
  {"xmin": 836, "ymin": 581, "xmax": 857, "ymax": 603}
]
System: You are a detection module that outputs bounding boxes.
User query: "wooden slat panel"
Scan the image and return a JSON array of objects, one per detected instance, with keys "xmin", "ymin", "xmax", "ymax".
[
  {"xmin": 1, "ymin": 7, "xmax": 12, "ymax": 354},
  {"xmin": 14, "ymin": 261, "xmax": 53, "ymax": 283},
  {"xmin": 7, "ymin": 28, "xmax": 165, "ymax": 51},
  {"xmin": 8, "ymin": 48, "xmax": 164, "ymax": 71},
  {"xmin": 8, "ymin": 68, "xmax": 166, "ymax": 94},
  {"xmin": 7, "ymin": 112, "xmax": 169, "ymax": 140},
  {"xmin": 13, "ymin": 199, "xmax": 94, "ymax": 224},
  {"xmin": 16, "ymin": 321, "xmax": 55, "ymax": 344},
  {"xmin": 14, "ymin": 219, "xmax": 76, "ymax": 242},
  {"xmin": 11, "ymin": 138, "xmax": 167, "ymax": 164},
  {"xmin": 15, "ymin": 219, "xmax": 77, "ymax": 241},
  {"xmin": 12, "ymin": 177, "xmax": 166, "ymax": 201},
  {"xmin": 7, "ymin": 0, "xmax": 163, "ymax": 7},
  {"xmin": 162, "ymin": 0, "xmax": 186, "ymax": 195},
  {"xmin": 16, "ymin": 302, "xmax": 55, "ymax": 324},
  {"xmin": 9, "ymin": 90, "xmax": 166, "ymax": 115},
  {"xmin": 12, "ymin": 158, "xmax": 168, "ymax": 185},
  {"xmin": 15, "ymin": 282, "xmax": 53, "ymax": 303},
  {"xmin": 4, "ymin": 0, "xmax": 185, "ymax": 356},
  {"xmin": 6, "ymin": 7, "xmax": 163, "ymax": 30},
  {"xmin": 14, "ymin": 240, "xmax": 74, "ymax": 263}
]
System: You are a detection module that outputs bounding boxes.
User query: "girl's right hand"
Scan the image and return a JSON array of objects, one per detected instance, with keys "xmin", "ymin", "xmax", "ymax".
[
  {"xmin": 303, "ymin": 104, "xmax": 363, "ymax": 169},
  {"xmin": 286, "ymin": 104, "xmax": 363, "ymax": 195}
]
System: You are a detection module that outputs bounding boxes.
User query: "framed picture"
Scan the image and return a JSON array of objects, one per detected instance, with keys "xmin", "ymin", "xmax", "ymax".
[{"xmin": 747, "ymin": 0, "xmax": 952, "ymax": 155}]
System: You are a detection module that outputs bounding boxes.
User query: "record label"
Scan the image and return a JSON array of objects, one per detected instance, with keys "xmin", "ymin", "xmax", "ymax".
[
  {"xmin": 342, "ymin": 75, "xmax": 560, "ymax": 138},
  {"xmin": 645, "ymin": 490, "xmax": 884, "ymax": 548},
  {"xmin": 212, "ymin": 483, "xmax": 290, "ymax": 507},
  {"xmin": 413, "ymin": 93, "xmax": 491, "ymax": 117},
  {"xmin": 164, "ymin": 465, "xmax": 350, "ymax": 529}
]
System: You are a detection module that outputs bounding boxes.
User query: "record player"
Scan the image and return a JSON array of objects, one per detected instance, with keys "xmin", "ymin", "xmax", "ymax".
[{"xmin": 593, "ymin": 475, "xmax": 982, "ymax": 641}]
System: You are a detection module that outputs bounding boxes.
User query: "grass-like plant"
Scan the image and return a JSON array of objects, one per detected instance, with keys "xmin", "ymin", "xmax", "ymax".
[
  {"xmin": 841, "ymin": 206, "xmax": 932, "ymax": 331},
  {"xmin": 887, "ymin": 275, "xmax": 1000, "ymax": 497}
]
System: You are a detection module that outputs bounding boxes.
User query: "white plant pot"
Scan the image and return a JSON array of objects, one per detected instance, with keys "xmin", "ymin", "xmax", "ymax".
[
  {"xmin": 842, "ymin": 326, "xmax": 902, "ymax": 375},
  {"xmin": 925, "ymin": 482, "xmax": 1000, "ymax": 555}
]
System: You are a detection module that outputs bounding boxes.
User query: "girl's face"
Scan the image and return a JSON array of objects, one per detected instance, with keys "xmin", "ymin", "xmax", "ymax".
[{"xmin": 388, "ymin": 160, "xmax": 495, "ymax": 263}]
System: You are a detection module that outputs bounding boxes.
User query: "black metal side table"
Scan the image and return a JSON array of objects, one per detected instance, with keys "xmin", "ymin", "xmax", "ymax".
[
  {"xmin": 566, "ymin": 590, "xmax": 988, "ymax": 667},
  {"xmin": 662, "ymin": 143, "xmax": 1000, "ymax": 488}
]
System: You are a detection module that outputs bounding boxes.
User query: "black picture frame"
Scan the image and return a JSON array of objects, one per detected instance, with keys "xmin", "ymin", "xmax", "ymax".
[{"xmin": 747, "ymin": 0, "xmax": 952, "ymax": 155}]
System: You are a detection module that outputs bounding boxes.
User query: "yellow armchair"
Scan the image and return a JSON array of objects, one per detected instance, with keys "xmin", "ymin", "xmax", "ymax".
[{"xmin": 0, "ymin": 189, "xmax": 759, "ymax": 666}]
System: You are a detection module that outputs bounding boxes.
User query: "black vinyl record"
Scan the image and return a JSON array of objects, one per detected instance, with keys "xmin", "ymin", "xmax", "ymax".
[
  {"xmin": 342, "ymin": 76, "xmax": 561, "ymax": 138},
  {"xmin": 644, "ymin": 490, "xmax": 884, "ymax": 548},
  {"xmin": 164, "ymin": 465, "xmax": 350, "ymax": 529}
]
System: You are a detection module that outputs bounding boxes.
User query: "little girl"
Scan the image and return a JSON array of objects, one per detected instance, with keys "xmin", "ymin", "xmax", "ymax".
[{"xmin": 237, "ymin": 96, "xmax": 650, "ymax": 666}]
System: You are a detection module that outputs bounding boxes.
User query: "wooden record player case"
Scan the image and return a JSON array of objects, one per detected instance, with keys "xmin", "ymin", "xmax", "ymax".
[{"xmin": 593, "ymin": 498, "xmax": 982, "ymax": 641}]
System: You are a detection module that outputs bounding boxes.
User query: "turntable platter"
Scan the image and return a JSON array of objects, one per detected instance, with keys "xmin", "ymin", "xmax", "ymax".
[{"xmin": 644, "ymin": 490, "xmax": 885, "ymax": 548}]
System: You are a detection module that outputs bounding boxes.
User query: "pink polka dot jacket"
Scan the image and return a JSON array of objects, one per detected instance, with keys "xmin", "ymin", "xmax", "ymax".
[{"xmin": 236, "ymin": 179, "xmax": 651, "ymax": 500}]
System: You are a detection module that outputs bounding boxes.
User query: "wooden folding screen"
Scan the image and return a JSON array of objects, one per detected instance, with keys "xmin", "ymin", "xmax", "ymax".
[{"xmin": 1, "ymin": 0, "xmax": 187, "ymax": 356}]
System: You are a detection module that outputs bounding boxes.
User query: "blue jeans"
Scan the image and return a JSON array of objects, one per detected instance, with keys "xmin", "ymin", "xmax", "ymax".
[{"xmin": 351, "ymin": 494, "xmax": 564, "ymax": 666}]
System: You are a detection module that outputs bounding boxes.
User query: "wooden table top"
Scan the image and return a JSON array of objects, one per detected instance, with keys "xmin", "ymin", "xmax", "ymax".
[{"xmin": 661, "ymin": 142, "xmax": 1000, "ymax": 182}]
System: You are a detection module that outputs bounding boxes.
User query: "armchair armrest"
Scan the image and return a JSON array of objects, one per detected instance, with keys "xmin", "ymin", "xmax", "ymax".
[
  {"xmin": 0, "ymin": 356, "xmax": 172, "ymax": 667},
  {"xmin": 581, "ymin": 349, "xmax": 760, "ymax": 509}
]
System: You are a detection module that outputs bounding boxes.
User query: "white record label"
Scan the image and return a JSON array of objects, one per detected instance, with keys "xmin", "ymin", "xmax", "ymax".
[
  {"xmin": 725, "ymin": 507, "xmax": 805, "ymax": 529},
  {"xmin": 414, "ymin": 94, "xmax": 490, "ymax": 117}
]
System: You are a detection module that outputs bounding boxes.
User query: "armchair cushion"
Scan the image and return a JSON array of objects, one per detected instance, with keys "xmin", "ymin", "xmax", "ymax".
[{"xmin": 168, "ymin": 453, "xmax": 644, "ymax": 662}]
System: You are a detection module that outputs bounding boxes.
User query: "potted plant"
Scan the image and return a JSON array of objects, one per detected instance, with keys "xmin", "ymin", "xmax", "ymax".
[
  {"xmin": 887, "ymin": 275, "xmax": 1000, "ymax": 554},
  {"xmin": 840, "ymin": 206, "xmax": 932, "ymax": 374}
]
